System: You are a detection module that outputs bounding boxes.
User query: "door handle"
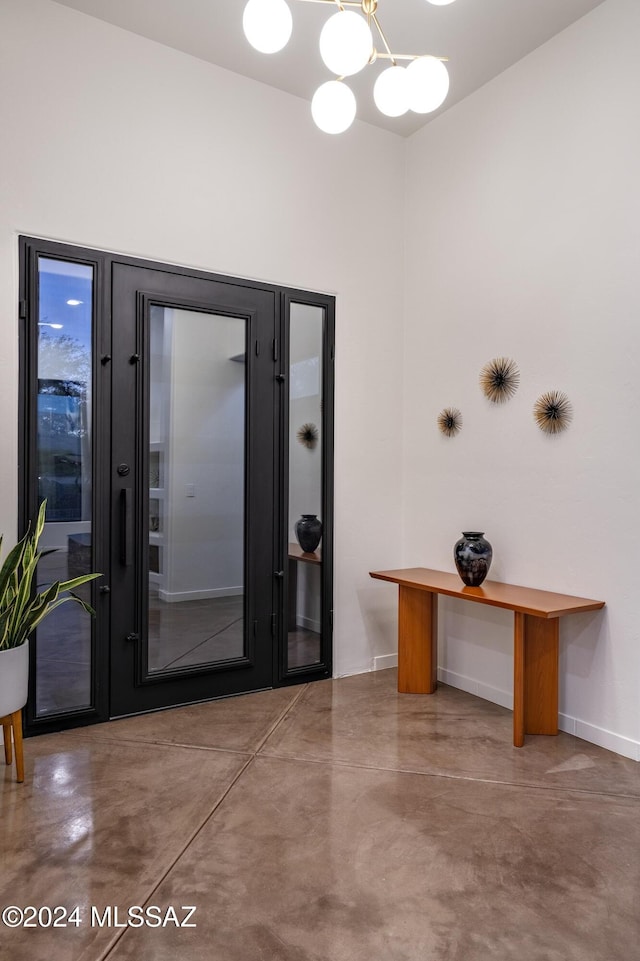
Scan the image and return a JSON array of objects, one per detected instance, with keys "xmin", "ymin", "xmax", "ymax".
[{"xmin": 120, "ymin": 488, "xmax": 133, "ymax": 566}]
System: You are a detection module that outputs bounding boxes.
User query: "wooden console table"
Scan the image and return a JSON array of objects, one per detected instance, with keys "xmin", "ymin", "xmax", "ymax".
[{"xmin": 369, "ymin": 568, "xmax": 605, "ymax": 747}]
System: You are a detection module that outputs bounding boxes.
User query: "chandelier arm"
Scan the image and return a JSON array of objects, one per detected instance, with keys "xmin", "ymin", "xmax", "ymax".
[
  {"xmin": 292, "ymin": 0, "xmax": 450, "ymax": 63},
  {"xmin": 371, "ymin": 13, "xmax": 395, "ymax": 66},
  {"xmin": 376, "ymin": 52, "xmax": 449, "ymax": 62},
  {"xmin": 294, "ymin": 0, "xmax": 360, "ymax": 6}
]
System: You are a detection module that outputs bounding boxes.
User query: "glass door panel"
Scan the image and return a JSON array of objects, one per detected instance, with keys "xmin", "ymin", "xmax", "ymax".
[
  {"xmin": 35, "ymin": 257, "xmax": 95, "ymax": 717},
  {"xmin": 146, "ymin": 306, "xmax": 246, "ymax": 674},
  {"xmin": 287, "ymin": 303, "xmax": 324, "ymax": 671}
]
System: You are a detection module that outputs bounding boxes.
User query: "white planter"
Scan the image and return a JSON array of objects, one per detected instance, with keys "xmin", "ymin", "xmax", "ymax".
[{"xmin": 0, "ymin": 640, "xmax": 29, "ymax": 716}]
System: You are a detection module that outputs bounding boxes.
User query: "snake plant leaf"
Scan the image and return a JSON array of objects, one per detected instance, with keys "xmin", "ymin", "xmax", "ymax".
[
  {"xmin": 0, "ymin": 606, "xmax": 13, "ymax": 648},
  {"xmin": 56, "ymin": 573, "xmax": 101, "ymax": 594},
  {"xmin": 0, "ymin": 535, "xmax": 29, "ymax": 608},
  {"xmin": 0, "ymin": 500, "xmax": 101, "ymax": 651},
  {"xmin": 25, "ymin": 592, "xmax": 97, "ymax": 637}
]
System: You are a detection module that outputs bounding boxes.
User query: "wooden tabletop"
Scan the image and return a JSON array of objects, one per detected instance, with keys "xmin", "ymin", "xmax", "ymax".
[
  {"xmin": 289, "ymin": 543, "xmax": 322, "ymax": 564},
  {"xmin": 369, "ymin": 568, "xmax": 605, "ymax": 619}
]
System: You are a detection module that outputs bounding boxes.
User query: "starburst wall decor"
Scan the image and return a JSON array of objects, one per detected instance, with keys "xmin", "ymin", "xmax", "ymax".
[
  {"xmin": 533, "ymin": 390, "xmax": 573, "ymax": 434},
  {"xmin": 479, "ymin": 357, "xmax": 520, "ymax": 404},
  {"xmin": 297, "ymin": 423, "xmax": 319, "ymax": 449},
  {"xmin": 437, "ymin": 407, "xmax": 462, "ymax": 437}
]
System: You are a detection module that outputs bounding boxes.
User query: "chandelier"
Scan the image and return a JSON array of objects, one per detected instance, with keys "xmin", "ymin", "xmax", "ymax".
[{"xmin": 242, "ymin": 0, "xmax": 455, "ymax": 134}]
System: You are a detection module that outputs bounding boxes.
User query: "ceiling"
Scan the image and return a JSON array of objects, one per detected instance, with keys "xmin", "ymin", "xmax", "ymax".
[{"xmin": 52, "ymin": 0, "xmax": 605, "ymax": 137}]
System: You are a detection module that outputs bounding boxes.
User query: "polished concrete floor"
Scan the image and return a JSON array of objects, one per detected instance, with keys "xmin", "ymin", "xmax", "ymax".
[{"xmin": 2, "ymin": 669, "xmax": 639, "ymax": 961}]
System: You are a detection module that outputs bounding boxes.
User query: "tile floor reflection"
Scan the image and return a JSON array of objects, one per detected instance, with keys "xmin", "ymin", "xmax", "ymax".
[
  {"xmin": 3, "ymin": 670, "xmax": 639, "ymax": 961},
  {"xmin": 35, "ymin": 557, "xmax": 320, "ymax": 715},
  {"xmin": 147, "ymin": 589, "xmax": 244, "ymax": 672},
  {"xmin": 36, "ymin": 550, "xmax": 92, "ymax": 716},
  {"xmin": 287, "ymin": 627, "xmax": 321, "ymax": 669}
]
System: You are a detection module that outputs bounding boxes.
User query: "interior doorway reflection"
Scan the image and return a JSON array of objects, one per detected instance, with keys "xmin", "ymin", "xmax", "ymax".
[{"xmin": 147, "ymin": 305, "xmax": 246, "ymax": 674}]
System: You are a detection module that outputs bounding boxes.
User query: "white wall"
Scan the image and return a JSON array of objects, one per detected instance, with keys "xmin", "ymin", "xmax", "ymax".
[
  {"xmin": 402, "ymin": 0, "xmax": 640, "ymax": 759},
  {"xmin": 0, "ymin": 0, "xmax": 405, "ymax": 678}
]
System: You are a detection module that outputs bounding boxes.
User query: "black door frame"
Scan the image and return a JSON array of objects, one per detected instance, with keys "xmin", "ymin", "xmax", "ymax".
[
  {"xmin": 109, "ymin": 263, "xmax": 277, "ymax": 716},
  {"xmin": 19, "ymin": 237, "xmax": 334, "ymax": 736}
]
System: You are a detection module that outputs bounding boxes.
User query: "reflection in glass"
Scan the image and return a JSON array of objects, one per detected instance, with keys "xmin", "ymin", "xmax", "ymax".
[
  {"xmin": 35, "ymin": 258, "xmax": 94, "ymax": 716},
  {"xmin": 287, "ymin": 303, "xmax": 324, "ymax": 669},
  {"xmin": 147, "ymin": 307, "xmax": 246, "ymax": 674}
]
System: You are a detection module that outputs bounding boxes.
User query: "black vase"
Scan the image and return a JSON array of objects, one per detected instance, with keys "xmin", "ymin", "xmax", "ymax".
[
  {"xmin": 454, "ymin": 532, "xmax": 493, "ymax": 587},
  {"xmin": 295, "ymin": 514, "xmax": 322, "ymax": 553}
]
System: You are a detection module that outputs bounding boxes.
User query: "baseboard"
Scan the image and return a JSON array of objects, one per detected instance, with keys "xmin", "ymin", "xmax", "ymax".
[
  {"xmin": 296, "ymin": 615, "xmax": 321, "ymax": 633},
  {"xmin": 437, "ymin": 667, "xmax": 513, "ymax": 710},
  {"xmin": 438, "ymin": 666, "xmax": 639, "ymax": 762},
  {"xmin": 373, "ymin": 653, "xmax": 398, "ymax": 671},
  {"xmin": 158, "ymin": 586, "xmax": 243, "ymax": 603},
  {"xmin": 368, "ymin": 660, "xmax": 639, "ymax": 762},
  {"xmin": 557, "ymin": 715, "xmax": 640, "ymax": 762}
]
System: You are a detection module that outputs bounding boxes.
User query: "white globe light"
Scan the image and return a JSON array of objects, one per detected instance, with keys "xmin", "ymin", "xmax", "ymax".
[
  {"xmin": 311, "ymin": 81, "xmax": 357, "ymax": 134},
  {"xmin": 319, "ymin": 11, "xmax": 373, "ymax": 78},
  {"xmin": 406, "ymin": 56, "xmax": 450, "ymax": 113},
  {"xmin": 243, "ymin": 0, "xmax": 292, "ymax": 55},
  {"xmin": 425, "ymin": 0, "xmax": 457, "ymax": 5},
  {"xmin": 373, "ymin": 65, "xmax": 410, "ymax": 118}
]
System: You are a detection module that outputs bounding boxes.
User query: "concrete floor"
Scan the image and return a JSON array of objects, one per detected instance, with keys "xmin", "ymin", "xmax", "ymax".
[{"xmin": 2, "ymin": 669, "xmax": 639, "ymax": 961}]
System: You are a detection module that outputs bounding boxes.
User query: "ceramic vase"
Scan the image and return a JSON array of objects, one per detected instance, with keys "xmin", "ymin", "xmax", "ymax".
[
  {"xmin": 295, "ymin": 514, "xmax": 322, "ymax": 553},
  {"xmin": 453, "ymin": 532, "xmax": 493, "ymax": 587}
]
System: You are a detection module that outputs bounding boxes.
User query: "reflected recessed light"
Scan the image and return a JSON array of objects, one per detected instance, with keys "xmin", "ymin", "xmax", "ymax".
[
  {"xmin": 39, "ymin": 322, "xmax": 63, "ymax": 329},
  {"xmin": 66, "ymin": 299, "xmax": 83, "ymax": 306}
]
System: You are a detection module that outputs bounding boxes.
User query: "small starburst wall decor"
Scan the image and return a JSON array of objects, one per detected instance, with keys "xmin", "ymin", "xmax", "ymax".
[
  {"xmin": 297, "ymin": 423, "xmax": 319, "ymax": 449},
  {"xmin": 533, "ymin": 390, "xmax": 573, "ymax": 434},
  {"xmin": 437, "ymin": 407, "xmax": 462, "ymax": 438},
  {"xmin": 480, "ymin": 357, "xmax": 520, "ymax": 404}
]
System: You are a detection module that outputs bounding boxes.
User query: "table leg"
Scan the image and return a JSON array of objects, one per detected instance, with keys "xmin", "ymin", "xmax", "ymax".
[
  {"xmin": 397, "ymin": 586, "xmax": 438, "ymax": 694},
  {"xmin": 513, "ymin": 612, "xmax": 559, "ymax": 747}
]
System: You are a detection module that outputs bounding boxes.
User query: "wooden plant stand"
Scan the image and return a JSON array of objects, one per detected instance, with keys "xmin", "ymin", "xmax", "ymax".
[{"xmin": 2, "ymin": 710, "xmax": 25, "ymax": 783}]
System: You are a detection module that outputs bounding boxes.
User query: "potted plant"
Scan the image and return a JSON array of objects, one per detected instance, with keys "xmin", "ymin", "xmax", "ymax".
[{"xmin": 1, "ymin": 500, "xmax": 100, "ymax": 778}]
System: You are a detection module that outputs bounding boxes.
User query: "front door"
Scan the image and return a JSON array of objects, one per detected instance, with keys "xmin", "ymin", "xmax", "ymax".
[
  {"xmin": 109, "ymin": 263, "xmax": 277, "ymax": 716},
  {"xmin": 20, "ymin": 238, "xmax": 334, "ymax": 735}
]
